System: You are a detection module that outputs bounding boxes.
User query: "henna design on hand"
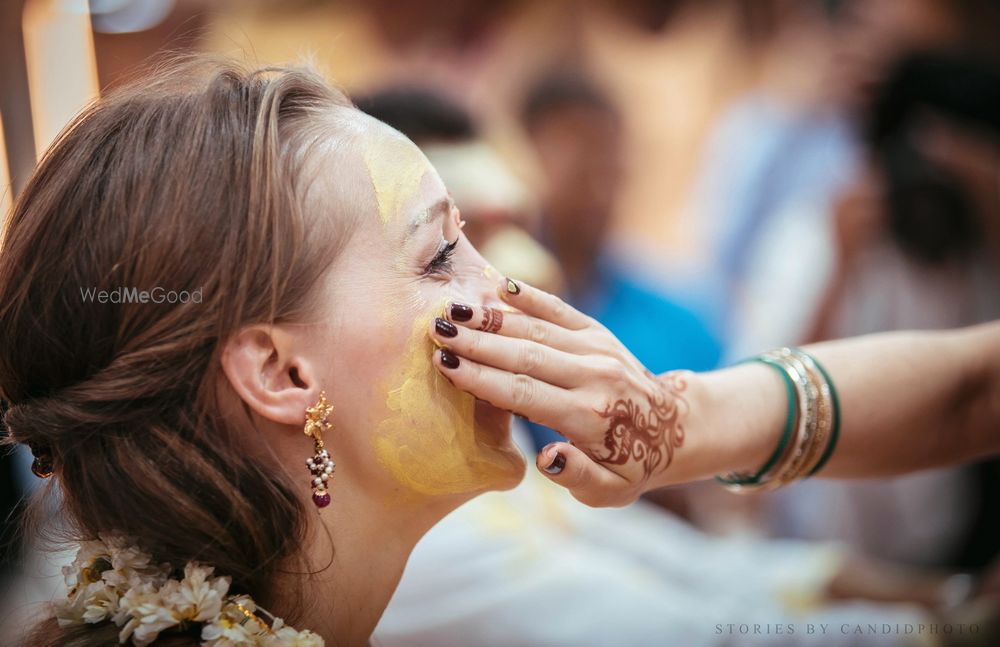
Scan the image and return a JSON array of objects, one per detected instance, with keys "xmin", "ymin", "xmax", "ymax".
[
  {"xmin": 584, "ymin": 372, "xmax": 689, "ymax": 482},
  {"xmin": 478, "ymin": 306, "xmax": 504, "ymax": 333}
]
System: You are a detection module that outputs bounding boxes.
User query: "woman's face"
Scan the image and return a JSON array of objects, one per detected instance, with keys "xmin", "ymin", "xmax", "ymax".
[{"xmin": 303, "ymin": 114, "xmax": 525, "ymax": 502}]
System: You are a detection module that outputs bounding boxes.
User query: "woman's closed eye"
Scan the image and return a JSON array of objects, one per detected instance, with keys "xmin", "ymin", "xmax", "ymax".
[{"xmin": 423, "ymin": 236, "xmax": 459, "ymax": 277}]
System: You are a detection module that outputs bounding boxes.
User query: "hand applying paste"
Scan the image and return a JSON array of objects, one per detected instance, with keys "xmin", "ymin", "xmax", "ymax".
[{"xmin": 429, "ymin": 277, "xmax": 691, "ymax": 507}]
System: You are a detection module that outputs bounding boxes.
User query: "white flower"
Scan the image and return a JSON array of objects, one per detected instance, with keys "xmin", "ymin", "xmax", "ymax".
[
  {"xmin": 55, "ymin": 536, "xmax": 121, "ymax": 627},
  {"xmin": 53, "ymin": 581, "xmax": 100, "ymax": 627},
  {"xmin": 264, "ymin": 625, "xmax": 325, "ymax": 647},
  {"xmin": 62, "ymin": 537, "xmax": 111, "ymax": 591},
  {"xmin": 100, "ymin": 532, "xmax": 168, "ymax": 590},
  {"xmin": 52, "ymin": 593, "xmax": 85, "ymax": 627},
  {"xmin": 81, "ymin": 583, "xmax": 119, "ymax": 624},
  {"xmin": 53, "ymin": 536, "xmax": 321, "ymax": 646},
  {"xmin": 54, "ymin": 581, "xmax": 120, "ymax": 627},
  {"xmin": 200, "ymin": 600, "xmax": 259, "ymax": 646},
  {"xmin": 162, "ymin": 562, "xmax": 230, "ymax": 624},
  {"xmin": 260, "ymin": 617, "xmax": 324, "ymax": 647},
  {"xmin": 117, "ymin": 583, "xmax": 180, "ymax": 647}
]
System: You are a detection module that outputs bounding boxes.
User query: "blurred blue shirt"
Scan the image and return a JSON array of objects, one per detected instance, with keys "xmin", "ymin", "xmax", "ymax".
[{"xmin": 525, "ymin": 258, "xmax": 721, "ymax": 450}]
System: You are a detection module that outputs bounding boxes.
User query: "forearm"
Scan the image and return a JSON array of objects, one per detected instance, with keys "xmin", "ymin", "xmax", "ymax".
[
  {"xmin": 658, "ymin": 322, "xmax": 1000, "ymax": 488},
  {"xmin": 432, "ymin": 276, "xmax": 998, "ymax": 506},
  {"xmin": 806, "ymin": 322, "xmax": 1000, "ymax": 477}
]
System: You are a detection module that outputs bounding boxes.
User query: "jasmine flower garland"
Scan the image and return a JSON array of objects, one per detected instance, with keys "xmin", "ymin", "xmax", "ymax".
[{"xmin": 53, "ymin": 532, "xmax": 323, "ymax": 646}]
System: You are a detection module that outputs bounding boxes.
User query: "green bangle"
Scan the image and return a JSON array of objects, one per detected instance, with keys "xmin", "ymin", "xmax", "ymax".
[
  {"xmin": 804, "ymin": 352, "xmax": 840, "ymax": 476},
  {"xmin": 716, "ymin": 356, "xmax": 797, "ymax": 486}
]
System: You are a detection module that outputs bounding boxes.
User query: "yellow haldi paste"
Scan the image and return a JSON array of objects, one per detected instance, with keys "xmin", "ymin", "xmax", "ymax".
[
  {"xmin": 374, "ymin": 314, "xmax": 519, "ymax": 496},
  {"xmin": 363, "ymin": 135, "xmax": 428, "ymax": 225}
]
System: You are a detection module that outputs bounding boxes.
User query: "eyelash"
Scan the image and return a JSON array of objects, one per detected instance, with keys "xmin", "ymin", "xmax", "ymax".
[{"xmin": 424, "ymin": 237, "xmax": 459, "ymax": 276}]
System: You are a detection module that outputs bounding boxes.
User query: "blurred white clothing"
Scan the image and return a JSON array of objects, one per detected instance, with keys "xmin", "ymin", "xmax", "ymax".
[{"xmin": 375, "ymin": 426, "xmax": 927, "ymax": 646}]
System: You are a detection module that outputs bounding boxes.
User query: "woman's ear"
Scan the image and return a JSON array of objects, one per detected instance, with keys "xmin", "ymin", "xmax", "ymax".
[{"xmin": 221, "ymin": 325, "xmax": 319, "ymax": 426}]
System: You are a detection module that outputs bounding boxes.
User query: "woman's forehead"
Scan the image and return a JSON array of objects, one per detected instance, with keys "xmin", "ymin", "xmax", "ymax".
[
  {"xmin": 304, "ymin": 120, "xmax": 449, "ymax": 260},
  {"xmin": 353, "ymin": 119, "xmax": 448, "ymax": 233}
]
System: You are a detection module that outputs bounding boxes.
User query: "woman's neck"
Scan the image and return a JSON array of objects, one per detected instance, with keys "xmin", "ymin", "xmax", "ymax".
[{"xmin": 288, "ymin": 479, "xmax": 464, "ymax": 647}]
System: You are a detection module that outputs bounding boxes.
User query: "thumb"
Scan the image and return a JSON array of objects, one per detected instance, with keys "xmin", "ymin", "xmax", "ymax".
[{"xmin": 536, "ymin": 442, "xmax": 637, "ymax": 508}]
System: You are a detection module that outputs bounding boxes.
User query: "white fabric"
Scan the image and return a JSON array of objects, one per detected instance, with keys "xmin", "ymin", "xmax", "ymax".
[{"xmin": 375, "ymin": 427, "xmax": 927, "ymax": 646}]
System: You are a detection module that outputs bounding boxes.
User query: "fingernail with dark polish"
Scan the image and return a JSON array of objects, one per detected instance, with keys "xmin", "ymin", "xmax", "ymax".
[
  {"xmin": 450, "ymin": 302, "xmax": 474, "ymax": 322},
  {"xmin": 543, "ymin": 451, "xmax": 566, "ymax": 475},
  {"xmin": 505, "ymin": 278, "xmax": 521, "ymax": 295},
  {"xmin": 440, "ymin": 348, "xmax": 460, "ymax": 369},
  {"xmin": 435, "ymin": 318, "xmax": 458, "ymax": 338}
]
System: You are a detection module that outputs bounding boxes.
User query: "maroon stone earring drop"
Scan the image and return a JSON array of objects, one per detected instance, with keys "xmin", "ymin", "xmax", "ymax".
[{"xmin": 303, "ymin": 391, "xmax": 335, "ymax": 508}]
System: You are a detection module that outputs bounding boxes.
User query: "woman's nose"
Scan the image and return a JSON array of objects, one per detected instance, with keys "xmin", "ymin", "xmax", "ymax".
[
  {"xmin": 460, "ymin": 247, "xmax": 504, "ymax": 308},
  {"xmin": 468, "ymin": 266, "xmax": 504, "ymax": 308}
]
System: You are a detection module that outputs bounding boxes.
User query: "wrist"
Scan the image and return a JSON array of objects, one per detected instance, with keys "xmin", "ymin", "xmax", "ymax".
[{"xmin": 652, "ymin": 363, "xmax": 786, "ymax": 488}]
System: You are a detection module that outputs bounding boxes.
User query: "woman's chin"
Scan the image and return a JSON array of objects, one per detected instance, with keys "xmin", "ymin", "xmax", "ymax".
[
  {"xmin": 473, "ymin": 399, "xmax": 527, "ymax": 487},
  {"xmin": 473, "ymin": 398, "xmax": 512, "ymax": 444}
]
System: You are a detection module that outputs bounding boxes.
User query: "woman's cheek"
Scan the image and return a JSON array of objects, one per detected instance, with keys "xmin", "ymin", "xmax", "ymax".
[{"xmin": 372, "ymin": 307, "xmax": 522, "ymax": 498}]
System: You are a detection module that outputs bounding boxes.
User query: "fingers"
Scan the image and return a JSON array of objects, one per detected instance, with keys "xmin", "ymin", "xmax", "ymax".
[
  {"xmin": 431, "ymin": 317, "xmax": 585, "ymax": 388},
  {"xmin": 536, "ymin": 442, "xmax": 637, "ymax": 508},
  {"xmin": 444, "ymin": 301, "xmax": 585, "ymax": 355},
  {"xmin": 497, "ymin": 278, "xmax": 592, "ymax": 331},
  {"xmin": 433, "ymin": 348, "xmax": 583, "ymax": 432}
]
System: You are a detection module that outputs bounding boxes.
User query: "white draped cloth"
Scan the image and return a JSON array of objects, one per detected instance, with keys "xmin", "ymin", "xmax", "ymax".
[{"xmin": 375, "ymin": 427, "xmax": 928, "ymax": 647}]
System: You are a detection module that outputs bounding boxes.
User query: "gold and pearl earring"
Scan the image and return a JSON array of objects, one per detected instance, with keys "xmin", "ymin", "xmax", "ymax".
[{"xmin": 303, "ymin": 391, "xmax": 335, "ymax": 508}]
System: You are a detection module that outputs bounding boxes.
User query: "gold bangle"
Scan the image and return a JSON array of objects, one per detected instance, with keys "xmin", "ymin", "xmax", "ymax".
[
  {"xmin": 719, "ymin": 348, "xmax": 838, "ymax": 493},
  {"xmin": 770, "ymin": 349, "xmax": 822, "ymax": 485},
  {"xmin": 721, "ymin": 349, "xmax": 809, "ymax": 492},
  {"xmin": 788, "ymin": 349, "xmax": 834, "ymax": 480}
]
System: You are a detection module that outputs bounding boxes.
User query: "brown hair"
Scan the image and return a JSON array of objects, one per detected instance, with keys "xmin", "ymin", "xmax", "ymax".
[{"xmin": 0, "ymin": 57, "xmax": 357, "ymax": 645}]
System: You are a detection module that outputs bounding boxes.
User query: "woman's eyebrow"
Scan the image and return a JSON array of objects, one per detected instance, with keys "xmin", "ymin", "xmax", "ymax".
[{"xmin": 407, "ymin": 196, "xmax": 453, "ymax": 236}]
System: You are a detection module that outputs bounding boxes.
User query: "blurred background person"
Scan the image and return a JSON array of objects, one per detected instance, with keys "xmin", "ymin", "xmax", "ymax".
[
  {"xmin": 781, "ymin": 49, "xmax": 1000, "ymax": 569},
  {"xmin": 692, "ymin": 0, "xmax": 1000, "ymax": 355},
  {"xmin": 682, "ymin": 0, "xmax": 1000, "ymax": 572},
  {"xmin": 518, "ymin": 70, "xmax": 722, "ymax": 453},
  {"xmin": 808, "ymin": 51, "xmax": 1000, "ymax": 346}
]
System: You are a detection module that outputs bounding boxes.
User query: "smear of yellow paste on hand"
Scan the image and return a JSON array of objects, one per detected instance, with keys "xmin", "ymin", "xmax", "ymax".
[
  {"xmin": 363, "ymin": 135, "xmax": 428, "ymax": 225},
  {"xmin": 374, "ymin": 314, "xmax": 521, "ymax": 497}
]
